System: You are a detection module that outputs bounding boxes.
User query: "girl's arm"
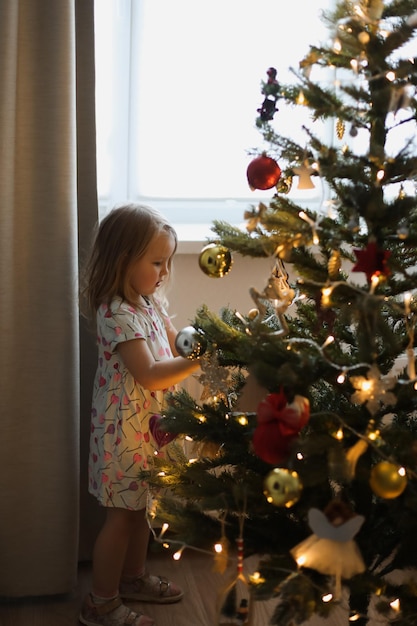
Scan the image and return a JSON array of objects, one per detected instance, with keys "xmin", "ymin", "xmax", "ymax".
[
  {"xmin": 117, "ymin": 338, "xmax": 200, "ymax": 391},
  {"xmin": 164, "ymin": 316, "xmax": 180, "ymax": 357}
]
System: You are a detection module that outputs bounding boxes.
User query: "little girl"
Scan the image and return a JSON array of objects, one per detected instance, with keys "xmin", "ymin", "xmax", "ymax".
[{"xmin": 80, "ymin": 204, "xmax": 201, "ymax": 626}]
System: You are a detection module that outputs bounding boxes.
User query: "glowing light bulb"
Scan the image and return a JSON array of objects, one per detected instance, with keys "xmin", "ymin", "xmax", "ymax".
[
  {"xmin": 361, "ymin": 380, "xmax": 372, "ymax": 392},
  {"xmin": 386, "ymin": 71, "xmax": 396, "ymax": 81},
  {"xmin": 322, "ymin": 593, "xmax": 333, "ymax": 603},
  {"xmin": 337, "ymin": 372, "xmax": 346, "ymax": 384},
  {"xmin": 159, "ymin": 523, "xmax": 169, "ymax": 538},
  {"xmin": 249, "ymin": 571, "xmax": 266, "ymax": 584},
  {"xmin": 370, "ymin": 273, "xmax": 380, "ymax": 293},
  {"xmin": 214, "ymin": 543, "xmax": 223, "ymax": 553},
  {"xmin": 350, "ymin": 59, "xmax": 359, "ymax": 72},
  {"xmin": 321, "ymin": 286, "xmax": 333, "ymax": 307},
  {"xmin": 333, "ymin": 38, "xmax": 342, "ymax": 53},
  {"xmin": 390, "ymin": 598, "xmax": 400, "ymax": 612},
  {"xmin": 297, "ymin": 90, "xmax": 306, "ymax": 105},
  {"xmin": 368, "ymin": 429, "xmax": 380, "ymax": 441},
  {"xmin": 322, "ymin": 335, "xmax": 335, "ymax": 348},
  {"xmin": 173, "ymin": 547, "xmax": 185, "ymax": 560}
]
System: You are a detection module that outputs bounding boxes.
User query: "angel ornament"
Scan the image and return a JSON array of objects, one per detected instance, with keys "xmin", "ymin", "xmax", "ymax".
[
  {"xmin": 249, "ymin": 259, "xmax": 295, "ymax": 336},
  {"xmin": 290, "ymin": 500, "xmax": 365, "ymax": 600}
]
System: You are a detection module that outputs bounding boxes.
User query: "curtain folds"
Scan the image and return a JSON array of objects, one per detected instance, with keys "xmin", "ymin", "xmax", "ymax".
[
  {"xmin": 75, "ymin": 0, "xmax": 105, "ymax": 564},
  {"xmin": 0, "ymin": 0, "xmax": 98, "ymax": 596}
]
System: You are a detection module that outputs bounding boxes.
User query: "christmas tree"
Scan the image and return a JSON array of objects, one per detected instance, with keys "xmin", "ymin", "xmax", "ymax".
[{"xmin": 143, "ymin": 1, "xmax": 417, "ymax": 624}]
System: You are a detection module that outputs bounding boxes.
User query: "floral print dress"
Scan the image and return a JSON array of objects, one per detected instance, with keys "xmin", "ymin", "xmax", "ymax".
[{"xmin": 88, "ymin": 295, "xmax": 175, "ymax": 510}]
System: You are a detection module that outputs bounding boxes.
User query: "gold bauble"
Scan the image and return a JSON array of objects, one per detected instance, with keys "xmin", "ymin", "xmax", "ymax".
[
  {"xmin": 198, "ymin": 243, "xmax": 233, "ymax": 278},
  {"xmin": 263, "ymin": 468, "xmax": 302, "ymax": 508},
  {"xmin": 369, "ymin": 461, "xmax": 407, "ymax": 499},
  {"xmin": 276, "ymin": 175, "xmax": 293, "ymax": 194}
]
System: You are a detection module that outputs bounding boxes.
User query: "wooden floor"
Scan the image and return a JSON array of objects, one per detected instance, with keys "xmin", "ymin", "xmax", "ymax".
[{"xmin": 0, "ymin": 547, "xmax": 375, "ymax": 626}]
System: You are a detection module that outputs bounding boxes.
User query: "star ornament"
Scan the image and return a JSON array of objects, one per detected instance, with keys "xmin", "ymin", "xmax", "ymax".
[
  {"xmin": 350, "ymin": 364, "xmax": 397, "ymax": 415},
  {"xmin": 198, "ymin": 351, "xmax": 231, "ymax": 403},
  {"xmin": 352, "ymin": 241, "xmax": 391, "ymax": 283}
]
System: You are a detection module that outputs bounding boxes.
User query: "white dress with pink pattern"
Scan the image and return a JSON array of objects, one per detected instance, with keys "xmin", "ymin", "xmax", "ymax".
[{"xmin": 88, "ymin": 295, "xmax": 175, "ymax": 510}]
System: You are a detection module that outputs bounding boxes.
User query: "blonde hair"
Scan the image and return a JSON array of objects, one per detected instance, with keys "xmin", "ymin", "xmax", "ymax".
[{"xmin": 82, "ymin": 204, "xmax": 177, "ymax": 317}]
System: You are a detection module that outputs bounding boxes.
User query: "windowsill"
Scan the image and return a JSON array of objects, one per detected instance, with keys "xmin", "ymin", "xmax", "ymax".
[
  {"xmin": 99, "ymin": 192, "xmax": 324, "ymax": 254},
  {"xmin": 175, "ymin": 223, "xmax": 221, "ymax": 254}
]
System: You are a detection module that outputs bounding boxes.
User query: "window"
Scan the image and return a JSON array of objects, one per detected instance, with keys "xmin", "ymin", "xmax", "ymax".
[{"xmin": 94, "ymin": 0, "xmax": 335, "ymax": 234}]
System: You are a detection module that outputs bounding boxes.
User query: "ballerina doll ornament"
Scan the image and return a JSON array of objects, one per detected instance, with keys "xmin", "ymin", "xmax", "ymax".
[{"xmin": 290, "ymin": 500, "xmax": 365, "ymax": 600}]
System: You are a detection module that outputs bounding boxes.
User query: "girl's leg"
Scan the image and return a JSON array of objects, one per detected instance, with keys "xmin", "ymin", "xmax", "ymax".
[
  {"xmin": 81, "ymin": 508, "xmax": 155, "ymax": 625},
  {"xmin": 119, "ymin": 509, "xmax": 183, "ymax": 603},
  {"xmin": 121, "ymin": 508, "xmax": 151, "ymax": 578},
  {"xmin": 91, "ymin": 507, "xmax": 139, "ymax": 597}
]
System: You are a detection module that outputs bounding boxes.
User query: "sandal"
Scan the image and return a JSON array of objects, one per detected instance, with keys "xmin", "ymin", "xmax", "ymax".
[
  {"xmin": 79, "ymin": 593, "xmax": 154, "ymax": 626},
  {"xmin": 120, "ymin": 573, "xmax": 184, "ymax": 604}
]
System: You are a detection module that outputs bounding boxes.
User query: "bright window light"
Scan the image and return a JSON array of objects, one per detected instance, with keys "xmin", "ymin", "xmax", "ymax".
[{"xmin": 94, "ymin": 0, "xmax": 334, "ymax": 224}]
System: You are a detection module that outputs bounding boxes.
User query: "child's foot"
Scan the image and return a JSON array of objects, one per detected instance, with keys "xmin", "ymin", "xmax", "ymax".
[
  {"xmin": 79, "ymin": 594, "xmax": 154, "ymax": 626},
  {"xmin": 120, "ymin": 573, "xmax": 184, "ymax": 604}
]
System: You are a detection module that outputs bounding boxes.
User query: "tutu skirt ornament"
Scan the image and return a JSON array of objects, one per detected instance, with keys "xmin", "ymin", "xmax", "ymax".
[{"xmin": 290, "ymin": 501, "xmax": 365, "ymax": 600}]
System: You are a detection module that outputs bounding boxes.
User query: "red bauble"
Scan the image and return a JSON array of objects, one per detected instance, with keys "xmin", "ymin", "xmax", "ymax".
[{"xmin": 247, "ymin": 154, "xmax": 281, "ymax": 191}]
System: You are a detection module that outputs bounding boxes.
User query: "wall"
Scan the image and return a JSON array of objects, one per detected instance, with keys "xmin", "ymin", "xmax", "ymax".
[{"xmin": 169, "ymin": 248, "xmax": 274, "ymax": 331}]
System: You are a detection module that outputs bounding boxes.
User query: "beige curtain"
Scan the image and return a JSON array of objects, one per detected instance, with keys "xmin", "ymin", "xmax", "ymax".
[{"xmin": 0, "ymin": 0, "xmax": 98, "ymax": 596}]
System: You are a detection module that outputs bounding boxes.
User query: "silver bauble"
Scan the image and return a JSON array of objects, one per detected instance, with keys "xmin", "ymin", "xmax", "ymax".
[{"xmin": 175, "ymin": 326, "xmax": 207, "ymax": 359}]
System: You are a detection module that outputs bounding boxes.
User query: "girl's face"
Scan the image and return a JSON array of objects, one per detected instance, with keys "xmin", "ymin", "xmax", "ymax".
[{"xmin": 128, "ymin": 231, "xmax": 176, "ymax": 298}]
